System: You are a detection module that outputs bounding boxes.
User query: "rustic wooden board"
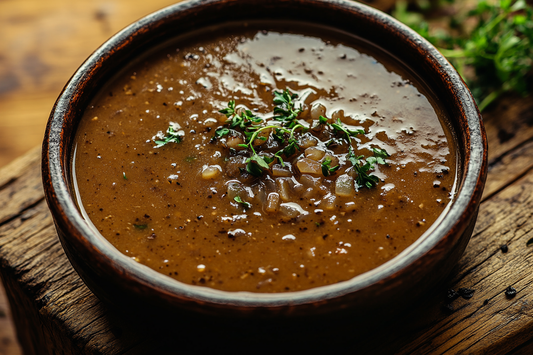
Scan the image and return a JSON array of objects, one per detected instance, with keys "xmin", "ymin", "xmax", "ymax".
[{"xmin": 1, "ymin": 93, "xmax": 533, "ymax": 354}]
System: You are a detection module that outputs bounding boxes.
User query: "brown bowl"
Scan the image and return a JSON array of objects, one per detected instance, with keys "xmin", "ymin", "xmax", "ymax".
[{"xmin": 42, "ymin": 0, "xmax": 487, "ymax": 319}]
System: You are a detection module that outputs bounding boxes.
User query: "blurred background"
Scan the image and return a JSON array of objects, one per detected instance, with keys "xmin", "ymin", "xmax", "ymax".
[{"xmin": 0, "ymin": 0, "xmax": 181, "ymax": 169}]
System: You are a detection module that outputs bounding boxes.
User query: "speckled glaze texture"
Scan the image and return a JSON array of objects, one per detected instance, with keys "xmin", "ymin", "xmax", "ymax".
[{"xmin": 42, "ymin": 0, "xmax": 487, "ymax": 318}]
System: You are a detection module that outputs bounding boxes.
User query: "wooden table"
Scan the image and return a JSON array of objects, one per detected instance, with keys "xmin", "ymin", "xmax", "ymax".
[
  {"xmin": 2, "ymin": 1, "xmax": 533, "ymax": 354},
  {"xmin": 2, "ymin": 95, "xmax": 533, "ymax": 355}
]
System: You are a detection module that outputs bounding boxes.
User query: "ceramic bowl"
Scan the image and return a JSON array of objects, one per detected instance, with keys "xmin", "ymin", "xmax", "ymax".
[{"xmin": 42, "ymin": 0, "xmax": 487, "ymax": 318}]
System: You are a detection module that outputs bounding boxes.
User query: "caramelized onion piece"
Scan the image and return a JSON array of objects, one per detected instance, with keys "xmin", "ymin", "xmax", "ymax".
[
  {"xmin": 272, "ymin": 164, "xmax": 292, "ymax": 177},
  {"xmin": 305, "ymin": 147, "xmax": 326, "ymax": 161},
  {"xmin": 226, "ymin": 134, "xmax": 246, "ymax": 150},
  {"xmin": 202, "ymin": 165, "xmax": 222, "ymax": 180},
  {"xmin": 302, "ymin": 187, "xmax": 317, "ymax": 199},
  {"xmin": 252, "ymin": 183, "xmax": 267, "ymax": 204},
  {"xmin": 279, "ymin": 202, "xmax": 308, "ymax": 221},
  {"xmin": 225, "ymin": 156, "xmax": 245, "ymax": 178},
  {"xmin": 300, "ymin": 174, "xmax": 321, "ymax": 188},
  {"xmin": 310, "ymin": 102, "xmax": 326, "ymax": 120},
  {"xmin": 227, "ymin": 180, "xmax": 244, "ymax": 200},
  {"xmin": 299, "ymin": 133, "xmax": 318, "ymax": 148},
  {"xmin": 296, "ymin": 158, "xmax": 322, "ymax": 175},
  {"xmin": 291, "ymin": 177, "xmax": 305, "ymax": 195},
  {"xmin": 276, "ymin": 178, "xmax": 292, "ymax": 201},
  {"xmin": 265, "ymin": 192, "xmax": 281, "ymax": 213},
  {"xmin": 335, "ymin": 174, "xmax": 355, "ymax": 197},
  {"xmin": 321, "ymin": 193, "xmax": 337, "ymax": 210}
]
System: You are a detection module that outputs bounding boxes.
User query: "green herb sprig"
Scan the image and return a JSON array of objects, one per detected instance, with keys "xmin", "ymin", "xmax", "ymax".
[
  {"xmin": 273, "ymin": 89, "xmax": 302, "ymax": 128},
  {"xmin": 317, "ymin": 115, "xmax": 365, "ymax": 140},
  {"xmin": 347, "ymin": 146, "xmax": 389, "ymax": 189},
  {"xmin": 215, "ymin": 89, "xmax": 389, "ymax": 186},
  {"xmin": 329, "ymin": 118, "xmax": 366, "ymax": 140},
  {"xmin": 393, "ymin": 0, "xmax": 533, "ymax": 111},
  {"xmin": 238, "ymin": 123, "xmax": 305, "ymax": 176},
  {"xmin": 234, "ymin": 196, "xmax": 251, "ymax": 210},
  {"xmin": 321, "ymin": 157, "xmax": 340, "ymax": 177},
  {"xmin": 317, "ymin": 114, "xmax": 388, "ymax": 184},
  {"xmin": 154, "ymin": 126, "xmax": 183, "ymax": 148},
  {"xmin": 216, "ymin": 90, "xmax": 306, "ymax": 176}
]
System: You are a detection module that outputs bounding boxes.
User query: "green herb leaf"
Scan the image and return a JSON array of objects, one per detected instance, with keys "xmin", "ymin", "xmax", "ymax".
[
  {"xmin": 234, "ymin": 196, "xmax": 251, "ymax": 210},
  {"xmin": 348, "ymin": 147, "xmax": 381, "ymax": 189},
  {"xmin": 245, "ymin": 160, "xmax": 264, "ymax": 177},
  {"xmin": 215, "ymin": 127, "xmax": 231, "ymax": 138},
  {"xmin": 393, "ymin": 0, "xmax": 533, "ymax": 111},
  {"xmin": 219, "ymin": 100, "xmax": 236, "ymax": 117},
  {"xmin": 263, "ymin": 156, "xmax": 275, "ymax": 165},
  {"xmin": 273, "ymin": 89, "xmax": 302, "ymax": 127},
  {"xmin": 321, "ymin": 157, "xmax": 340, "ymax": 177},
  {"xmin": 123, "ymin": 172, "xmax": 128, "ymax": 180},
  {"xmin": 154, "ymin": 125, "xmax": 184, "ymax": 148},
  {"xmin": 330, "ymin": 118, "xmax": 365, "ymax": 140},
  {"xmin": 133, "ymin": 224, "xmax": 148, "ymax": 230},
  {"xmin": 367, "ymin": 147, "xmax": 390, "ymax": 167}
]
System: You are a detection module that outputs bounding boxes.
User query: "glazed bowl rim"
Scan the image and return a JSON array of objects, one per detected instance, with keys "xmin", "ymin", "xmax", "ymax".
[{"xmin": 43, "ymin": 0, "xmax": 487, "ymax": 308}]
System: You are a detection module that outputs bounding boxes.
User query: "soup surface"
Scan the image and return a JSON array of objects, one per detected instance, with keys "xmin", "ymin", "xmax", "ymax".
[{"xmin": 73, "ymin": 22, "xmax": 457, "ymax": 293}]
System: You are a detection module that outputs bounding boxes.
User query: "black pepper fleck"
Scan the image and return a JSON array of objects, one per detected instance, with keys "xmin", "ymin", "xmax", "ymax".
[
  {"xmin": 505, "ymin": 286, "xmax": 517, "ymax": 298},
  {"xmin": 458, "ymin": 288, "xmax": 475, "ymax": 299},
  {"xmin": 447, "ymin": 289, "xmax": 459, "ymax": 301}
]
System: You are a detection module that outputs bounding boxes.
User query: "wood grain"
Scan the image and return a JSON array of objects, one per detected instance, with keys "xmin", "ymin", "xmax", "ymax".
[{"xmin": 1, "ymin": 93, "xmax": 532, "ymax": 354}]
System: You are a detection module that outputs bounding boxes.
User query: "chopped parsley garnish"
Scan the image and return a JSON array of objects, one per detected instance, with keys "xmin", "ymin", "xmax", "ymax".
[
  {"xmin": 219, "ymin": 99, "xmax": 236, "ymax": 118},
  {"xmin": 347, "ymin": 146, "xmax": 388, "ymax": 189},
  {"xmin": 154, "ymin": 125, "xmax": 183, "ymax": 148},
  {"xmin": 273, "ymin": 89, "xmax": 302, "ymax": 128},
  {"xmin": 213, "ymin": 89, "xmax": 390, "ymax": 187},
  {"xmin": 329, "ymin": 117, "xmax": 366, "ymax": 140},
  {"xmin": 215, "ymin": 127, "xmax": 230, "ymax": 138},
  {"xmin": 367, "ymin": 148, "xmax": 390, "ymax": 167},
  {"xmin": 219, "ymin": 100, "xmax": 263, "ymax": 131},
  {"xmin": 133, "ymin": 224, "xmax": 148, "ymax": 230},
  {"xmin": 234, "ymin": 196, "xmax": 251, "ymax": 210},
  {"xmin": 321, "ymin": 157, "xmax": 340, "ymax": 177},
  {"xmin": 185, "ymin": 156, "xmax": 197, "ymax": 163},
  {"xmin": 219, "ymin": 91, "xmax": 307, "ymax": 176}
]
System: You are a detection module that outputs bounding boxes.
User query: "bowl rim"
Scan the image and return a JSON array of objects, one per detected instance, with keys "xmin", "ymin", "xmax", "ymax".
[{"xmin": 42, "ymin": 0, "xmax": 487, "ymax": 309}]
